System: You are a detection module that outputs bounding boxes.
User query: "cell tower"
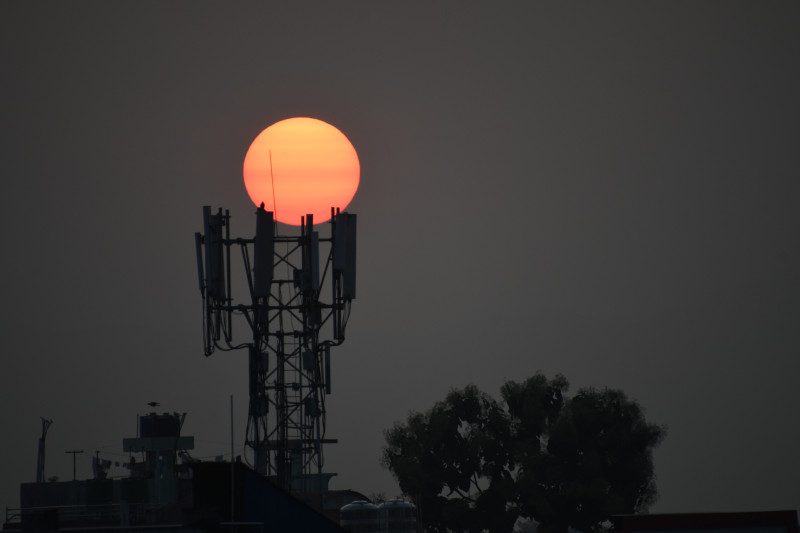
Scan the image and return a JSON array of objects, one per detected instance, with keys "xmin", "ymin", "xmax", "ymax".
[{"xmin": 195, "ymin": 205, "xmax": 356, "ymax": 494}]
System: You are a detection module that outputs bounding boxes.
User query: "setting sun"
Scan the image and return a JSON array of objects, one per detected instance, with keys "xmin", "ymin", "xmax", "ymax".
[{"xmin": 243, "ymin": 117, "xmax": 360, "ymax": 225}]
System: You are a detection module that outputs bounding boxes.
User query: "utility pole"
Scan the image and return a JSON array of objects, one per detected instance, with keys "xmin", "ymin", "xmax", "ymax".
[{"xmin": 65, "ymin": 450, "xmax": 83, "ymax": 481}]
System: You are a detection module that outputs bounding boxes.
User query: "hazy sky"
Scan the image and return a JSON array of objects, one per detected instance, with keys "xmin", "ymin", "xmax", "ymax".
[{"xmin": 1, "ymin": 2, "xmax": 798, "ymax": 517}]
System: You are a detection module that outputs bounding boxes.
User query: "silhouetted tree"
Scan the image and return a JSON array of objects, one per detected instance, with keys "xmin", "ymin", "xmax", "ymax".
[
  {"xmin": 381, "ymin": 374, "xmax": 665, "ymax": 533},
  {"xmin": 382, "ymin": 384, "xmax": 517, "ymax": 533}
]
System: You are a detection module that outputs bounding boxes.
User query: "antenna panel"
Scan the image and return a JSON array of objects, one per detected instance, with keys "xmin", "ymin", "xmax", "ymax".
[
  {"xmin": 302, "ymin": 351, "xmax": 315, "ymax": 371},
  {"xmin": 202, "ymin": 206, "xmax": 225, "ymax": 300},
  {"xmin": 333, "ymin": 214, "xmax": 348, "ymax": 272},
  {"xmin": 310, "ymin": 231, "xmax": 320, "ymax": 291},
  {"xmin": 253, "ymin": 208, "xmax": 274, "ymax": 298},
  {"xmin": 194, "ymin": 232, "xmax": 205, "ymax": 296},
  {"xmin": 300, "ymin": 231, "xmax": 320, "ymax": 291},
  {"xmin": 324, "ymin": 345, "xmax": 331, "ymax": 395},
  {"xmin": 334, "ymin": 213, "xmax": 357, "ymax": 299}
]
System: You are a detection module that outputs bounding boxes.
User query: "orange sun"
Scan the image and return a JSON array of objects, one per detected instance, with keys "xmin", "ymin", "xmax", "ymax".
[{"xmin": 243, "ymin": 117, "xmax": 360, "ymax": 225}]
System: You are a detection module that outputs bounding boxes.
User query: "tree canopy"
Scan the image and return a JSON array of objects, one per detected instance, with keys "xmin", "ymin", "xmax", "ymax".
[{"xmin": 381, "ymin": 374, "xmax": 665, "ymax": 533}]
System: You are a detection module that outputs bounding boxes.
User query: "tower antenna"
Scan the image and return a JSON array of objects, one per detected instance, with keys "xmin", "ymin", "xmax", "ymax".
[{"xmin": 196, "ymin": 206, "xmax": 357, "ymax": 494}]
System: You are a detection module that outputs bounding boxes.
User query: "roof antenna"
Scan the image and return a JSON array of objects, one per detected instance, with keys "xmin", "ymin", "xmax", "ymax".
[{"xmin": 36, "ymin": 417, "xmax": 53, "ymax": 483}]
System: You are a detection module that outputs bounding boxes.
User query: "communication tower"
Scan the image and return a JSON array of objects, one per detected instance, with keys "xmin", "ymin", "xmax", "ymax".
[{"xmin": 195, "ymin": 205, "xmax": 356, "ymax": 494}]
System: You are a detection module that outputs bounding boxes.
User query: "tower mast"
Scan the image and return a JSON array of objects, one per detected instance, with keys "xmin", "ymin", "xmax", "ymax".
[{"xmin": 196, "ymin": 206, "xmax": 356, "ymax": 493}]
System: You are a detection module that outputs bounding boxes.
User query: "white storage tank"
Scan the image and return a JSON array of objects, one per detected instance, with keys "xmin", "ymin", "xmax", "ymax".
[
  {"xmin": 340, "ymin": 500, "xmax": 382, "ymax": 533},
  {"xmin": 379, "ymin": 499, "xmax": 416, "ymax": 533}
]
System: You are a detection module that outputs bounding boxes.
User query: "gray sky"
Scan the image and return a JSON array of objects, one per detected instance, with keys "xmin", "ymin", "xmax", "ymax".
[{"xmin": 1, "ymin": 1, "xmax": 798, "ymax": 517}]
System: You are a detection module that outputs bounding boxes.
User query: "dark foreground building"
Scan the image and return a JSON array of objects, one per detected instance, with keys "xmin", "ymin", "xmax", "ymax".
[
  {"xmin": 7, "ymin": 461, "xmax": 347, "ymax": 533},
  {"xmin": 613, "ymin": 510, "xmax": 799, "ymax": 533},
  {"xmin": 4, "ymin": 413, "xmax": 348, "ymax": 533}
]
